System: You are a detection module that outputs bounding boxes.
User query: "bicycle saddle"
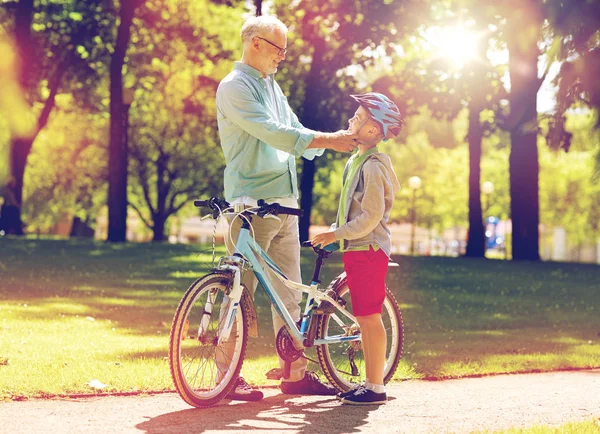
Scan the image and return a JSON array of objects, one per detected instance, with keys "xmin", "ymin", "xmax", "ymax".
[{"xmin": 301, "ymin": 240, "xmax": 340, "ymax": 254}]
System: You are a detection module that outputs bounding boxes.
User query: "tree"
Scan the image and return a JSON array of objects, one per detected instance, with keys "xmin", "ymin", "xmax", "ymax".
[
  {"xmin": 0, "ymin": 36, "xmax": 34, "ymax": 185},
  {"xmin": 2, "ymin": 0, "xmax": 114, "ymax": 235},
  {"xmin": 545, "ymin": 0, "xmax": 600, "ymax": 179},
  {"xmin": 500, "ymin": 1, "xmax": 545, "ymax": 261},
  {"xmin": 393, "ymin": 0, "xmax": 596, "ymax": 261},
  {"xmin": 494, "ymin": 0, "xmax": 600, "ymax": 260},
  {"xmin": 125, "ymin": 0, "xmax": 242, "ymax": 241},
  {"xmin": 272, "ymin": 0, "xmax": 430, "ymax": 241},
  {"xmin": 22, "ymin": 108, "xmax": 108, "ymax": 233},
  {"xmin": 374, "ymin": 15, "xmax": 504, "ymax": 258},
  {"xmin": 107, "ymin": 0, "xmax": 139, "ymax": 242},
  {"xmin": 128, "ymin": 80, "xmax": 224, "ymax": 241}
]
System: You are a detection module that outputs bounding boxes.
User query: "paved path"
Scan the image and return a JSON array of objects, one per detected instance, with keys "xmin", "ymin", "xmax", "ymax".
[{"xmin": 1, "ymin": 370, "xmax": 599, "ymax": 433}]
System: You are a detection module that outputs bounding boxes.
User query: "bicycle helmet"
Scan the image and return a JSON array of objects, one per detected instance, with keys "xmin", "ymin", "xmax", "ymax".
[{"xmin": 350, "ymin": 92, "xmax": 404, "ymax": 141}]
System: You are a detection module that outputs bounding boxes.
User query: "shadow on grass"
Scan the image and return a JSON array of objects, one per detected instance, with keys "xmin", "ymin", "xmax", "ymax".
[{"xmin": 2, "ymin": 238, "xmax": 600, "ymax": 379}]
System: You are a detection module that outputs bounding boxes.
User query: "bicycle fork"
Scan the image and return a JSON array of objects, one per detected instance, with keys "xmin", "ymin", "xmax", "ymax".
[{"xmin": 196, "ymin": 266, "xmax": 244, "ymax": 344}]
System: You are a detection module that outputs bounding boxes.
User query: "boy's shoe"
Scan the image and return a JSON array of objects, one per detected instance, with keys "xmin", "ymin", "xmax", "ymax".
[
  {"xmin": 341, "ymin": 385, "xmax": 387, "ymax": 405},
  {"xmin": 280, "ymin": 371, "xmax": 337, "ymax": 395},
  {"xmin": 227, "ymin": 377, "xmax": 264, "ymax": 401},
  {"xmin": 336, "ymin": 384, "xmax": 362, "ymax": 400}
]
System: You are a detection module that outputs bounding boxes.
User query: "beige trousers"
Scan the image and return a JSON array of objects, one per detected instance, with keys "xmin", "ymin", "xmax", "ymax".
[{"xmin": 218, "ymin": 213, "xmax": 307, "ymax": 382}]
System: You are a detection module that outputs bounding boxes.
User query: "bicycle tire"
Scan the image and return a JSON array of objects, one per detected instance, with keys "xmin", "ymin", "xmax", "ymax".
[
  {"xmin": 316, "ymin": 276, "xmax": 403, "ymax": 392},
  {"xmin": 169, "ymin": 272, "xmax": 248, "ymax": 407}
]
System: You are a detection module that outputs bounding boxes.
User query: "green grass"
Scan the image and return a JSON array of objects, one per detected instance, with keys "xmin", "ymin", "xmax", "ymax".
[
  {"xmin": 482, "ymin": 419, "xmax": 600, "ymax": 433},
  {"xmin": 1, "ymin": 238, "xmax": 599, "ymax": 399}
]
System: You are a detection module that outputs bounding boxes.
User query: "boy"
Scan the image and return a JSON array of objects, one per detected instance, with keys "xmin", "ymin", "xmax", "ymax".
[{"xmin": 311, "ymin": 92, "xmax": 403, "ymax": 405}]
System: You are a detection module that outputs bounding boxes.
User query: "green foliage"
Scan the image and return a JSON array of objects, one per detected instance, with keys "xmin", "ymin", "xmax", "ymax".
[
  {"xmin": 565, "ymin": 110, "xmax": 600, "ymax": 153},
  {"xmin": 311, "ymin": 157, "xmax": 346, "ymax": 225},
  {"xmin": 542, "ymin": 0, "xmax": 600, "ymax": 174},
  {"xmin": 22, "ymin": 108, "xmax": 108, "ymax": 232},
  {"xmin": 10, "ymin": 0, "xmax": 115, "ymax": 109},
  {"xmin": 272, "ymin": 0, "xmax": 431, "ymax": 143},
  {"xmin": 539, "ymin": 144, "xmax": 600, "ymax": 248},
  {"xmin": 124, "ymin": 0, "xmax": 243, "ymax": 239},
  {"xmin": 1, "ymin": 0, "xmax": 599, "ymax": 248}
]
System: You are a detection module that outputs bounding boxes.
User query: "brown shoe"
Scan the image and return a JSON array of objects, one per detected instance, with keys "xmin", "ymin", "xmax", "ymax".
[
  {"xmin": 227, "ymin": 377, "xmax": 264, "ymax": 401},
  {"xmin": 280, "ymin": 372, "xmax": 337, "ymax": 396}
]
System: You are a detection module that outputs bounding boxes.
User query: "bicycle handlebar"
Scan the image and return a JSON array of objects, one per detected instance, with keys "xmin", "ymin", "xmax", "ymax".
[
  {"xmin": 256, "ymin": 199, "xmax": 303, "ymax": 217},
  {"xmin": 193, "ymin": 197, "xmax": 303, "ymax": 218}
]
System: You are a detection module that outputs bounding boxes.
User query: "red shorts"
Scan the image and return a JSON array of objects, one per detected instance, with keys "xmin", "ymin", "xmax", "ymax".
[{"xmin": 343, "ymin": 246, "xmax": 389, "ymax": 317}]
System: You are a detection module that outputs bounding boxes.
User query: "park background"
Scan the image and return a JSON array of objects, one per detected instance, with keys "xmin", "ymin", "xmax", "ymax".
[
  {"xmin": 0, "ymin": 3, "xmax": 599, "ymax": 430},
  {"xmin": 0, "ymin": 0, "xmax": 598, "ymax": 263}
]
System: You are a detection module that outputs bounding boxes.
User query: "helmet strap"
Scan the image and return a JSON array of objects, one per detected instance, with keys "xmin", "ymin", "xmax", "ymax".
[{"xmin": 357, "ymin": 115, "xmax": 383, "ymax": 146}]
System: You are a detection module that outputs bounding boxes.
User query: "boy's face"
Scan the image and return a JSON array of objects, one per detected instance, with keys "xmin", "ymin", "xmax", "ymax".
[{"xmin": 348, "ymin": 106, "xmax": 382, "ymax": 145}]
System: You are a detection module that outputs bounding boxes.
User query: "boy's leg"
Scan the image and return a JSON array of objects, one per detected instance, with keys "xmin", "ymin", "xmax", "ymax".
[
  {"xmin": 341, "ymin": 314, "xmax": 388, "ymax": 405},
  {"xmin": 342, "ymin": 247, "xmax": 389, "ymax": 402},
  {"xmin": 356, "ymin": 313, "xmax": 387, "ymax": 386}
]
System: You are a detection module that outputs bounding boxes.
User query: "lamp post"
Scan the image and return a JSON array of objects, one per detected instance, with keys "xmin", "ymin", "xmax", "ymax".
[
  {"xmin": 482, "ymin": 181, "xmax": 494, "ymax": 254},
  {"xmin": 482, "ymin": 181, "xmax": 494, "ymax": 215},
  {"xmin": 122, "ymin": 88, "xmax": 134, "ymax": 239},
  {"xmin": 409, "ymin": 176, "xmax": 422, "ymax": 255}
]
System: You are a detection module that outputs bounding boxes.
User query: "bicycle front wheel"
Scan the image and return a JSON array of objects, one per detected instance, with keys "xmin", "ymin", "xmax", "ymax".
[
  {"xmin": 316, "ymin": 277, "xmax": 403, "ymax": 392},
  {"xmin": 169, "ymin": 272, "xmax": 248, "ymax": 407}
]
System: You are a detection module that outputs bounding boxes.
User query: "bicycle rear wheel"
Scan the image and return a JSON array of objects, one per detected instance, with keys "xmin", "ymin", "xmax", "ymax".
[
  {"xmin": 169, "ymin": 272, "xmax": 248, "ymax": 407},
  {"xmin": 316, "ymin": 277, "xmax": 403, "ymax": 392}
]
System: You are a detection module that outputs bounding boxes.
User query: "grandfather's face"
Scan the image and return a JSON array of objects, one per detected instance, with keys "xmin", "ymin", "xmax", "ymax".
[{"xmin": 255, "ymin": 28, "xmax": 287, "ymax": 76}]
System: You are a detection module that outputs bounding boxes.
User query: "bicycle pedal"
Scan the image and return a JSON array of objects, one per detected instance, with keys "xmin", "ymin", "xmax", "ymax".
[{"xmin": 265, "ymin": 367, "xmax": 283, "ymax": 380}]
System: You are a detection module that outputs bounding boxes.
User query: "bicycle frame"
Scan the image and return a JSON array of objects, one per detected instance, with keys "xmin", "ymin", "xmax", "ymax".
[{"xmin": 218, "ymin": 216, "xmax": 360, "ymax": 349}]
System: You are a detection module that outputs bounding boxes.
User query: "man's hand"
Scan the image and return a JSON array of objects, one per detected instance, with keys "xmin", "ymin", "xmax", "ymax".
[
  {"xmin": 311, "ymin": 230, "xmax": 337, "ymax": 248},
  {"xmin": 329, "ymin": 130, "xmax": 359, "ymax": 153},
  {"xmin": 309, "ymin": 130, "xmax": 359, "ymax": 152}
]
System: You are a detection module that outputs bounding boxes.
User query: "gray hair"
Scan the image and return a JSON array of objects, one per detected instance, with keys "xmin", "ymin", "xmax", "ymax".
[{"xmin": 241, "ymin": 16, "xmax": 288, "ymax": 43}]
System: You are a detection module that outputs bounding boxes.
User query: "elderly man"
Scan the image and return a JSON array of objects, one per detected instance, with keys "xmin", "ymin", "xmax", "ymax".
[{"xmin": 216, "ymin": 15, "xmax": 357, "ymax": 401}]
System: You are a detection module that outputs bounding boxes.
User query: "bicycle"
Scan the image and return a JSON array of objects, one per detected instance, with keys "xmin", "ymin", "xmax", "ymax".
[{"xmin": 169, "ymin": 197, "xmax": 404, "ymax": 407}]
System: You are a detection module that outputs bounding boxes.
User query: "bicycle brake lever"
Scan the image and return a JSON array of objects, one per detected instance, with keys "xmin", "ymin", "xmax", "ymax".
[{"xmin": 201, "ymin": 214, "xmax": 213, "ymax": 221}]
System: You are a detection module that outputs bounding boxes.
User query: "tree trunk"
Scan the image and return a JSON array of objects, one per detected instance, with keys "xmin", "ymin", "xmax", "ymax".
[
  {"xmin": 153, "ymin": 217, "xmax": 166, "ymax": 242},
  {"xmin": 8, "ymin": 0, "xmax": 34, "ymax": 235},
  {"xmin": 464, "ymin": 33, "xmax": 490, "ymax": 258},
  {"xmin": 464, "ymin": 105, "xmax": 485, "ymax": 258},
  {"xmin": 14, "ymin": 0, "xmax": 34, "ymax": 92},
  {"xmin": 507, "ymin": 10, "xmax": 542, "ymax": 261},
  {"xmin": 298, "ymin": 37, "xmax": 326, "ymax": 242},
  {"xmin": 299, "ymin": 158, "xmax": 316, "ymax": 241},
  {"xmin": 107, "ymin": 0, "xmax": 136, "ymax": 242},
  {"xmin": 254, "ymin": 0, "xmax": 263, "ymax": 16},
  {"xmin": 10, "ymin": 0, "xmax": 64, "ymax": 235}
]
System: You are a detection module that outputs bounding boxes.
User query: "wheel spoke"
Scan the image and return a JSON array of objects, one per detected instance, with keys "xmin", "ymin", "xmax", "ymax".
[
  {"xmin": 316, "ymin": 282, "xmax": 403, "ymax": 391},
  {"xmin": 169, "ymin": 274, "xmax": 248, "ymax": 406}
]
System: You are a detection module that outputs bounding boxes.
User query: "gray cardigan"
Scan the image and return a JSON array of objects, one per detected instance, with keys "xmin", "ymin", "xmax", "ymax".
[{"xmin": 333, "ymin": 152, "xmax": 400, "ymax": 257}]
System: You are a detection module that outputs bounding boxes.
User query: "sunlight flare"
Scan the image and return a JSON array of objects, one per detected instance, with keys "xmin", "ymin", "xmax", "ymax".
[{"xmin": 427, "ymin": 25, "xmax": 481, "ymax": 68}]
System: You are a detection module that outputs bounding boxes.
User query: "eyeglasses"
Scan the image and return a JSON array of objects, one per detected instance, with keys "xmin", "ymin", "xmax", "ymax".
[{"xmin": 256, "ymin": 36, "xmax": 287, "ymax": 57}]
